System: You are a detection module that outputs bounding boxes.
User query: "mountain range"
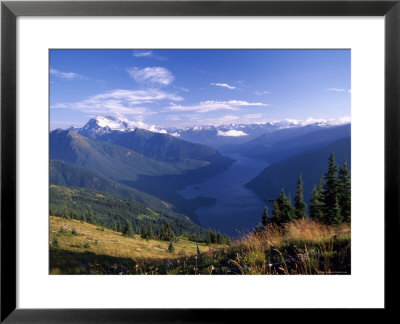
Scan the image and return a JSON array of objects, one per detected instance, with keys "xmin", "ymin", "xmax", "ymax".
[
  {"xmin": 245, "ymin": 137, "xmax": 351, "ymax": 205},
  {"xmin": 50, "ymin": 120, "xmax": 234, "ymax": 225},
  {"xmin": 235, "ymin": 124, "xmax": 351, "ymax": 162},
  {"xmin": 68, "ymin": 115, "xmax": 350, "ymax": 148},
  {"xmin": 51, "ymin": 115, "xmax": 351, "ymax": 235}
]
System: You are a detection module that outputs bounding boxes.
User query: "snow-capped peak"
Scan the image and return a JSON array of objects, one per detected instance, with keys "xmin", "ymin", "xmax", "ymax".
[{"xmin": 78, "ymin": 115, "xmax": 167, "ymax": 136}]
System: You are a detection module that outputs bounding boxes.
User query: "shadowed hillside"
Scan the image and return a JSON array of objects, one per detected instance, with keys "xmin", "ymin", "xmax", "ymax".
[{"xmin": 245, "ymin": 137, "xmax": 351, "ymax": 204}]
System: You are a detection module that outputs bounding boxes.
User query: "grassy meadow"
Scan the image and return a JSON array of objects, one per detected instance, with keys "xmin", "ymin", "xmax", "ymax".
[{"xmin": 50, "ymin": 216, "xmax": 350, "ymax": 275}]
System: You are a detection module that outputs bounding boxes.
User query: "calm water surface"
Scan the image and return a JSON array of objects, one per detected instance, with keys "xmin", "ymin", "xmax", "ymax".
[{"xmin": 179, "ymin": 154, "xmax": 269, "ymax": 237}]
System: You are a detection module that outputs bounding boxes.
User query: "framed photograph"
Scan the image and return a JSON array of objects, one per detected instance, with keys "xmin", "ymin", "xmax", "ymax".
[{"xmin": 1, "ymin": 0, "xmax": 399, "ymax": 321}]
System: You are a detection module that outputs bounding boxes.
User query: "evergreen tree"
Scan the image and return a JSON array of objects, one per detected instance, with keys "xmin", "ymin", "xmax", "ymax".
[
  {"xmin": 206, "ymin": 229, "xmax": 212, "ymax": 244},
  {"xmin": 338, "ymin": 157, "xmax": 351, "ymax": 223},
  {"xmin": 210, "ymin": 229, "xmax": 217, "ymax": 243},
  {"xmin": 323, "ymin": 153, "xmax": 342, "ymax": 225},
  {"xmin": 140, "ymin": 226, "xmax": 147, "ymax": 239},
  {"xmin": 279, "ymin": 189, "xmax": 294, "ymax": 224},
  {"xmin": 272, "ymin": 189, "xmax": 294, "ymax": 225},
  {"xmin": 112, "ymin": 222, "xmax": 117, "ymax": 232},
  {"xmin": 159, "ymin": 223, "xmax": 174, "ymax": 241},
  {"xmin": 86, "ymin": 206, "xmax": 94, "ymax": 224},
  {"xmin": 80, "ymin": 213, "xmax": 86, "ymax": 222},
  {"xmin": 168, "ymin": 240, "xmax": 175, "ymax": 253},
  {"xmin": 294, "ymin": 174, "xmax": 307, "ymax": 219},
  {"xmin": 122, "ymin": 219, "xmax": 134, "ymax": 237},
  {"xmin": 147, "ymin": 224, "xmax": 153, "ymax": 240},
  {"xmin": 309, "ymin": 178, "xmax": 325, "ymax": 222},
  {"xmin": 262, "ymin": 205, "xmax": 269, "ymax": 227},
  {"xmin": 216, "ymin": 232, "xmax": 222, "ymax": 244},
  {"xmin": 116, "ymin": 220, "xmax": 121, "ymax": 232},
  {"xmin": 272, "ymin": 200, "xmax": 282, "ymax": 225}
]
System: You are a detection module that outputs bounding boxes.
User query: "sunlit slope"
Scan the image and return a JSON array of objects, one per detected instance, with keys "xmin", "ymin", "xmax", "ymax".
[{"xmin": 49, "ymin": 216, "xmax": 217, "ymax": 274}]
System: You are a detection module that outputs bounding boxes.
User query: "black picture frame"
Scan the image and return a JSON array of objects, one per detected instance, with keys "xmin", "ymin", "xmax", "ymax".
[{"xmin": 1, "ymin": 0, "xmax": 399, "ymax": 322}]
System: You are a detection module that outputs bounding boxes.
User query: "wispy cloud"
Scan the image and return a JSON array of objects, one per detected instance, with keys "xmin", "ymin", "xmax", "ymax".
[
  {"xmin": 127, "ymin": 67, "xmax": 174, "ymax": 85},
  {"xmin": 167, "ymin": 100, "xmax": 268, "ymax": 113},
  {"xmin": 325, "ymin": 88, "xmax": 348, "ymax": 92},
  {"xmin": 133, "ymin": 50, "xmax": 153, "ymax": 57},
  {"xmin": 243, "ymin": 113, "xmax": 263, "ymax": 120},
  {"xmin": 50, "ymin": 68, "xmax": 83, "ymax": 80},
  {"xmin": 254, "ymin": 90, "xmax": 271, "ymax": 96},
  {"xmin": 281, "ymin": 116, "xmax": 351, "ymax": 126},
  {"xmin": 51, "ymin": 89, "xmax": 183, "ymax": 116},
  {"xmin": 132, "ymin": 50, "xmax": 166, "ymax": 60},
  {"xmin": 210, "ymin": 83, "xmax": 236, "ymax": 90}
]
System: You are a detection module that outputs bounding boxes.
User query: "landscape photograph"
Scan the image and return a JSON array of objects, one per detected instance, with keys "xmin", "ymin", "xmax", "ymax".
[{"xmin": 49, "ymin": 49, "xmax": 351, "ymax": 275}]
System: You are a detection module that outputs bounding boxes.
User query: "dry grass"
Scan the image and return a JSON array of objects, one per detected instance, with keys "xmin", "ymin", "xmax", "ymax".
[
  {"xmin": 227, "ymin": 219, "xmax": 351, "ymax": 275},
  {"xmin": 49, "ymin": 216, "xmax": 350, "ymax": 275},
  {"xmin": 50, "ymin": 216, "xmax": 216, "ymax": 261}
]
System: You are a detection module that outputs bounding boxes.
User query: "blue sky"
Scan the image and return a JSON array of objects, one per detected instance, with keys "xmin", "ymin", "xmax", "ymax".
[{"xmin": 50, "ymin": 49, "xmax": 350, "ymax": 130}]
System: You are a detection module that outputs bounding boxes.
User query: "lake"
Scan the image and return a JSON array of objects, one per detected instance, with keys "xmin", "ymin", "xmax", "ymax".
[{"xmin": 178, "ymin": 154, "xmax": 269, "ymax": 237}]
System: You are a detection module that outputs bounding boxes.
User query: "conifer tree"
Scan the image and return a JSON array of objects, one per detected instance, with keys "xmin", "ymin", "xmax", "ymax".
[
  {"xmin": 112, "ymin": 222, "xmax": 117, "ymax": 232},
  {"xmin": 262, "ymin": 205, "xmax": 269, "ymax": 227},
  {"xmin": 140, "ymin": 226, "xmax": 147, "ymax": 239},
  {"xmin": 310, "ymin": 178, "xmax": 325, "ymax": 222},
  {"xmin": 122, "ymin": 219, "xmax": 134, "ymax": 237},
  {"xmin": 168, "ymin": 240, "xmax": 175, "ymax": 253},
  {"xmin": 272, "ymin": 189, "xmax": 294, "ymax": 225},
  {"xmin": 281, "ymin": 189, "xmax": 294, "ymax": 223},
  {"xmin": 206, "ymin": 229, "xmax": 212, "ymax": 244},
  {"xmin": 116, "ymin": 220, "xmax": 121, "ymax": 232},
  {"xmin": 333, "ymin": 196, "xmax": 342, "ymax": 225},
  {"xmin": 272, "ymin": 200, "xmax": 282, "ymax": 225},
  {"xmin": 86, "ymin": 206, "xmax": 94, "ymax": 224},
  {"xmin": 147, "ymin": 224, "xmax": 153, "ymax": 240},
  {"xmin": 294, "ymin": 174, "xmax": 307, "ymax": 219},
  {"xmin": 160, "ymin": 223, "xmax": 174, "ymax": 241},
  {"xmin": 216, "ymin": 232, "xmax": 222, "ymax": 244},
  {"xmin": 323, "ymin": 153, "xmax": 342, "ymax": 225},
  {"xmin": 338, "ymin": 157, "xmax": 351, "ymax": 222}
]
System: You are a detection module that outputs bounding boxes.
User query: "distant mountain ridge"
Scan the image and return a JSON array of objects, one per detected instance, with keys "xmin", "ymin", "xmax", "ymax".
[
  {"xmin": 49, "ymin": 128, "xmax": 233, "ymax": 222},
  {"xmin": 50, "ymin": 129, "xmax": 189, "ymax": 182},
  {"xmin": 50, "ymin": 159, "xmax": 183, "ymax": 216},
  {"xmin": 49, "ymin": 159, "xmax": 216, "ymax": 223},
  {"xmin": 64, "ymin": 115, "xmax": 350, "ymax": 149},
  {"xmin": 240, "ymin": 124, "xmax": 351, "ymax": 162},
  {"xmin": 50, "ymin": 185, "xmax": 208, "ymax": 238},
  {"xmin": 245, "ymin": 137, "xmax": 351, "ymax": 205}
]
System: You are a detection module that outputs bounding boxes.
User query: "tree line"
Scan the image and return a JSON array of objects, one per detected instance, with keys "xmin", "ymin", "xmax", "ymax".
[
  {"xmin": 51, "ymin": 205, "xmax": 230, "ymax": 245},
  {"xmin": 262, "ymin": 153, "xmax": 350, "ymax": 227}
]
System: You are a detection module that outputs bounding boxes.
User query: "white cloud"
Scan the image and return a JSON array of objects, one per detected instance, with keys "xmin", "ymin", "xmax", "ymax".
[
  {"xmin": 127, "ymin": 67, "xmax": 174, "ymax": 85},
  {"xmin": 279, "ymin": 116, "xmax": 351, "ymax": 127},
  {"xmin": 210, "ymin": 83, "xmax": 236, "ymax": 90},
  {"xmin": 133, "ymin": 50, "xmax": 153, "ymax": 57},
  {"xmin": 326, "ymin": 88, "xmax": 348, "ymax": 92},
  {"xmin": 132, "ymin": 50, "xmax": 166, "ymax": 60},
  {"xmin": 254, "ymin": 90, "xmax": 271, "ymax": 96},
  {"xmin": 217, "ymin": 129, "xmax": 248, "ymax": 137},
  {"xmin": 167, "ymin": 100, "xmax": 268, "ymax": 113},
  {"xmin": 51, "ymin": 89, "xmax": 183, "ymax": 116},
  {"xmin": 50, "ymin": 68, "xmax": 83, "ymax": 80}
]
